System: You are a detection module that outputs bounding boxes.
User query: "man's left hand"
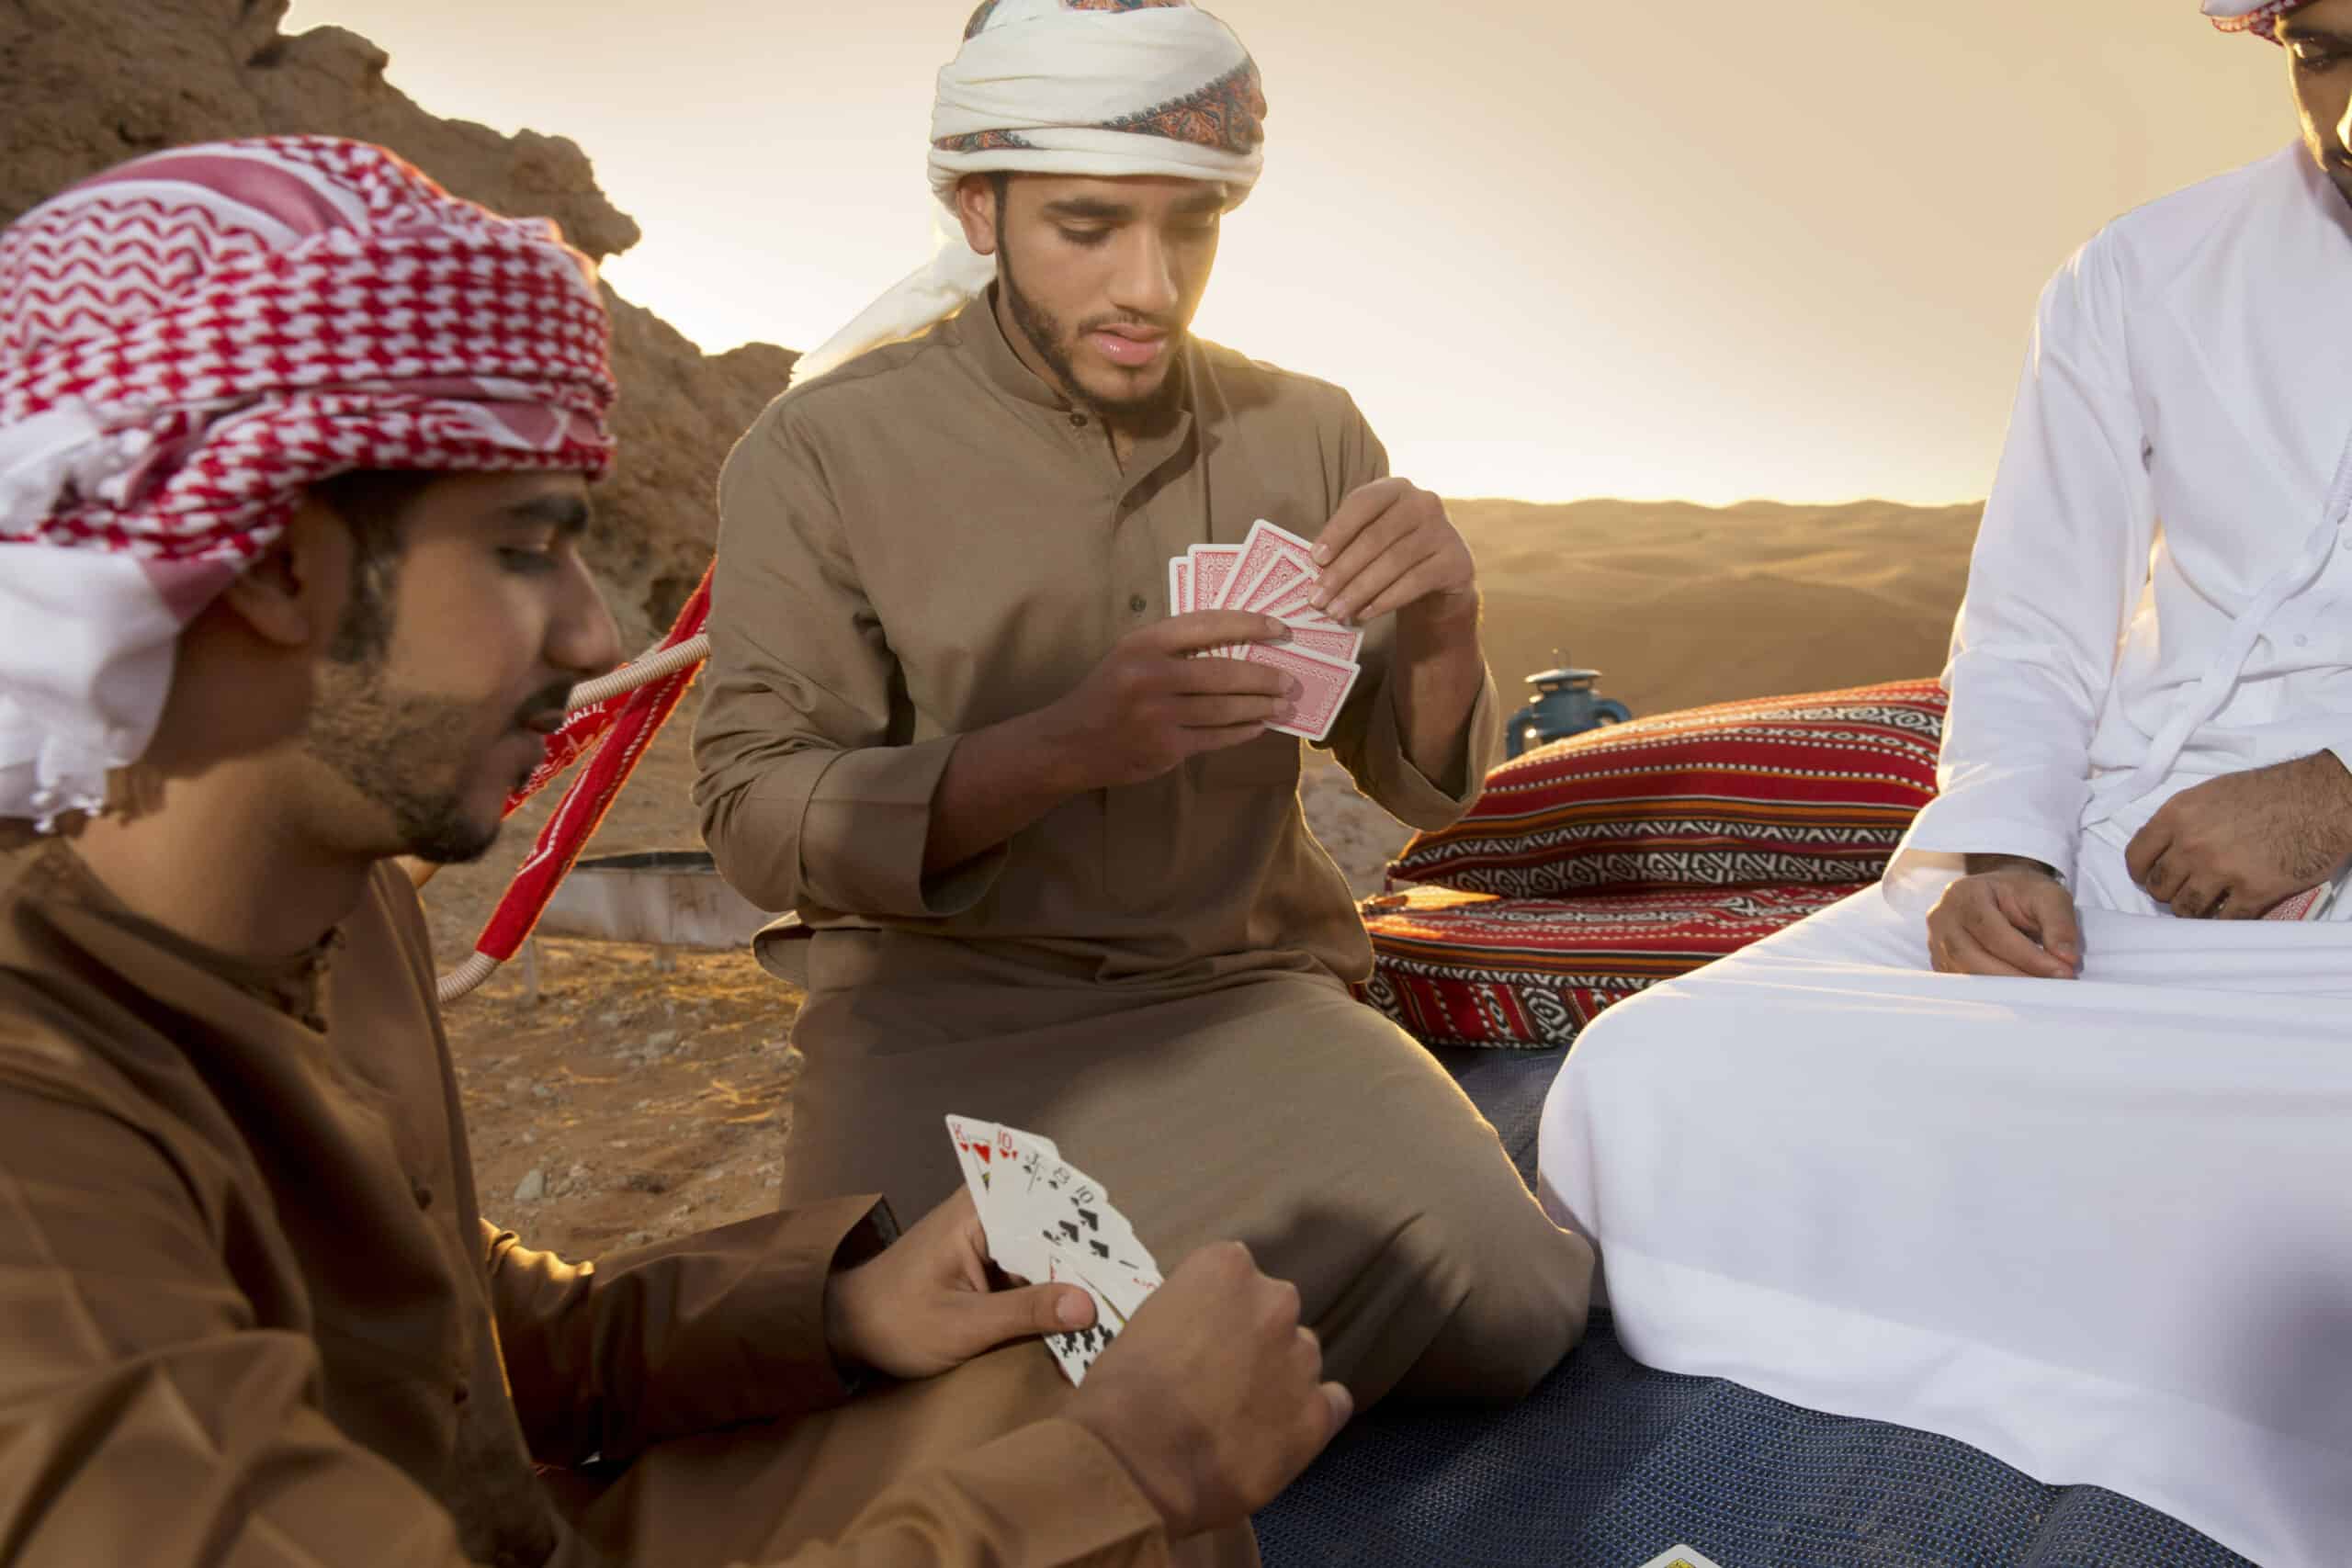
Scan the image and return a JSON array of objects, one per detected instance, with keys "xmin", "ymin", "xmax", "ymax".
[
  {"xmin": 2125, "ymin": 751, "xmax": 2352, "ymax": 919},
  {"xmin": 1308, "ymin": 478, "xmax": 1476, "ymax": 626},
  {"xmin": 823, "ymin": 1187, "xmax": 1096, "ymax": 1382}
]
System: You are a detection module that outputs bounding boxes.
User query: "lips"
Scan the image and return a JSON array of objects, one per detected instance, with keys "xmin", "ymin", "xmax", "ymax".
[{"xmin": 1089, "ymin": 328, "xmax": 1168, "ymax": 370}]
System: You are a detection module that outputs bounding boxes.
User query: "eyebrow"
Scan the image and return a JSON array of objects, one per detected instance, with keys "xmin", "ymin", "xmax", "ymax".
[
  {"xmin": 1043, "ymin": 197, "xmax": 1136, "ymax": 221},
  {"xmin": 1040, "ymin": 190, "xmax": 1227, "ymax": 222},
  {"xmin": 2278, "ymin": 21, "xmax": 2352, "ymax": 45},
  {"xmin": 503, "ymin": 492, "xmax": 592, "ymax": 537}
]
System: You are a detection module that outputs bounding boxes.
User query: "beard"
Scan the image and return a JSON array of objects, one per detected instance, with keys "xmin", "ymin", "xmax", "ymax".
[
  {"xmin": 999, "ymin": 243, "xmax": 1187, "ymax": 426},
  {"xmin": 302, "ymin": 663, "xmax": 570, "ymax": 866}
]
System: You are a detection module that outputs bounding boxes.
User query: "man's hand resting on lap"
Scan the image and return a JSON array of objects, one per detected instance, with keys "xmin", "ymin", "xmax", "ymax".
[
  {"xmin": 1927, "ymin": 855, "xmax": 2083, "ymax": 979},
  {"xmin": 2124, "ymin": 751, "xmax": 2352, "ymax": 919}
]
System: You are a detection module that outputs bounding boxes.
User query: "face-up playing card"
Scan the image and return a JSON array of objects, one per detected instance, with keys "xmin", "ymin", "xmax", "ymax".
[
  {"xmin": 944, "ymin": 1118, "xmax": 1163, "ymax": 1387},
  {"xmin": 1244, "ymin": 639, "xmax": 1361, "ymax": 742},
  {"xmin": 945, "ymin": 1115, "xmax": 1056, "ymax": 1282},
  {"xmin": 946, "ymin": 1114, "xmax": 1001, "ymax": 1213},
  {"xmin": 1635, "ymin": 1548, "xmax": 1730, "ymax": 1568}
]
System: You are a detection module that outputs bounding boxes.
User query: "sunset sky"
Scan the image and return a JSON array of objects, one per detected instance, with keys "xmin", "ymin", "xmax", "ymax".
[{"xmin": 288, "ymin": 0, "xmax": 2295, "ymax": 504}]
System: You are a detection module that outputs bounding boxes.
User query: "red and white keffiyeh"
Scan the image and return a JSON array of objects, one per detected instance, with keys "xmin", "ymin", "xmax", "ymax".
[
  {"xmin": 2205, "ymin": 0, "xmax": 2311, "ymax": 39},
  {"xmin": 795, "ymin": 0, "xmax": 1266, "ymax": 381},
  {"xmin": 0, "ymin": 136, "xmax": 616, "ymax": 828}
]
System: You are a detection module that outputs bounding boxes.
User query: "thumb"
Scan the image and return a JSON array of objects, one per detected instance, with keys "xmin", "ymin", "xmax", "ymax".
[
  {"xmin": 2030, "ymin": 885, "xmax": 2083, "ymax": 967},
  {"xmin": 972, "ymin": 1281, "xmax": 1097, "ymax": 1353},
  {"xmin": 1318, "ymin": 1381, "xmax": 1354, "ymax": 1439}
]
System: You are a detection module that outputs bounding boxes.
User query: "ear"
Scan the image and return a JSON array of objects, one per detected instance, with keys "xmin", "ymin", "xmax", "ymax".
[
  {"xmin": 216, "ymin": 499, "xmax": 346, "ymax": 649},
  {"xmin": 954, "ymin": 173, "xmax": 1002, "ymax": 258}
]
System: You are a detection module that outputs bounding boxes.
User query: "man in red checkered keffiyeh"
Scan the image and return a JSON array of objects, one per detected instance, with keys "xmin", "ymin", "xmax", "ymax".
[
  {"xmin": 0, "ymin": 136, "xmax": 1334, "ymax": 1568},
  {"xmin": 0, "ymin": 135, "xmax": 617, "ymax": 828}
]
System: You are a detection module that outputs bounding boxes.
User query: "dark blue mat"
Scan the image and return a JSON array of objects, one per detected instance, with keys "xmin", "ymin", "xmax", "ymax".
[{"xmin": 1255, "ymin": 1046, "xmax": 2250, "ymax": 1568}]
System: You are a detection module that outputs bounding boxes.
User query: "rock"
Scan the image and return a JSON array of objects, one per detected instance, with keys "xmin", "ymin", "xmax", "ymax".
[
  {"xmin": 644, "ymin": 1030, "xmax": 680, "ymax": 1054},
  {"xmin": 0, "ymin": 0, "xmax": 797, "ymax": 645},
  {"xmin": 513, "ymin": 1168, "xmax": 547, "ymax": 1203}
]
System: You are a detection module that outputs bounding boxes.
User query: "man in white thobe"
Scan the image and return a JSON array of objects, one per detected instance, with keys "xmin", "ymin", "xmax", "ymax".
[{"xmin": 1538, "ymin": 6, "xmax": 2352, "ymax": 1566}]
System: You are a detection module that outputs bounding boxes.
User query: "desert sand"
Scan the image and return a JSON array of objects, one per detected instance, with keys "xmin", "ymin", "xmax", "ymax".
[{"xmin": 425, "ymin": 498, "xmax": 1982, "ymax": 1257}]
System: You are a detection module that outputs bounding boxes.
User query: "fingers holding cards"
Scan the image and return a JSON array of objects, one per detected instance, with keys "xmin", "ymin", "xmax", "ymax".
[
  {"xmin": 944, "ymin": 1115, "xmax": 1165, "ymax": 1386},
  {"xmin": 1165, "ymin": 520, "xmax": 1365, "ymax": 741},
  {"xmin": 1305, "ymin": 478, "xmax": 1476, "ymax": 626}
]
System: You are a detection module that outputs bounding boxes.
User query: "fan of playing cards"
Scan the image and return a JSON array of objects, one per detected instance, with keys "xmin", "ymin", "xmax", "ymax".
[
  {"xmin": 1168, "ymin": 519, "xmax": 1364, "ymax": 744},
  {"xmin": 947, "ymin": 1115, "xmax": 1165, "ymax": 1386}
]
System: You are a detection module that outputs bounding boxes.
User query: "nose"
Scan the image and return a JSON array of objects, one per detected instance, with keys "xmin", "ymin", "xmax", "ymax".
[
  {"xmin": 1108, "ymin": 229, "xmax": 1182, "ymax": 321},
  {"xmin": 549, "ymin": 551, "xmax": 624, "ymax": 679}
]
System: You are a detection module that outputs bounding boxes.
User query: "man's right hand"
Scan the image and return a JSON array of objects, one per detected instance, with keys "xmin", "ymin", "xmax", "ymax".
[
  {"xmin": 1065, "ymin": 1243, "xmax": 1351, "ymax": 1542},
  {"xmin": 1924, "ymin": 854, "xmax": 2082, "ymax": 979},
  {"xmin": 1038, "ymin": 613, "xmax": 1295, "ymax": 790}
]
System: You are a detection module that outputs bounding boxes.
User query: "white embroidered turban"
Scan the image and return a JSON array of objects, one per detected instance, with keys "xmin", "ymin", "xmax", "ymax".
[
  {"xmin": 795, "ymin": 0, "xmax": 1267, "ymax": 382},
  {"xmin": 0, "ymin": 135, "xmax": 617, "ymax": 829},
  {"xmin": 2205, "ymin": 0, "xmax": 2312, "ymax": 39}
]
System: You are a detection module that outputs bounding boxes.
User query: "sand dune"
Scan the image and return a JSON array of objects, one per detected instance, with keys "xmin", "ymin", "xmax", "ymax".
[{"xmin": 1460, "ymin": 498, "xmax": 1981, "ymax": 721}]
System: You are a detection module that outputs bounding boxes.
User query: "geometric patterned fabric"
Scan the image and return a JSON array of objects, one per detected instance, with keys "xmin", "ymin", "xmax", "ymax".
[
  {"xmin": 1360, "ymin": 883, "xmax": 1864, "ymax": 1049},
  {"xmin": 1387, "ymin": 680, "xmax": 1947, "ymax": 900}
]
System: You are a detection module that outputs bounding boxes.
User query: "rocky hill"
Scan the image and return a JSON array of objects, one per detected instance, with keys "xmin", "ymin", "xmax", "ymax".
[{"xmin": 0, "ymin": 0, "xmax": 794, "ymax": 649}]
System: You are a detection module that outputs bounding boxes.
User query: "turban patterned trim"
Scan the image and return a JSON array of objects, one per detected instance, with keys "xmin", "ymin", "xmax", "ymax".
[
  {"xmin": 2207, "ymin": 0, "xmax": 2308, "ymax": 39},
  {"xmin": 934, "ymin": 59, "xmax": 1267, "ymax": 158},
  {"xmin": 795, "ymin": 0, "xmax": 1265, "ymax": 384}
]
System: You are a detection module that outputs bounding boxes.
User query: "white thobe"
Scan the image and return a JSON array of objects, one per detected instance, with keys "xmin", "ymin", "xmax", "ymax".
[{"xmin": 1538, "ymin": 143, "xmax": 2352, "ymax": 1568}]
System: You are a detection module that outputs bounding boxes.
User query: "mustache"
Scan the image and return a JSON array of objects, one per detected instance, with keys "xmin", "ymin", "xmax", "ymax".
[
  {"xmin": 515, "ymin": 681, "xmax": 578, "ymax": 732},
  {"xmin": 1077, "ymin": 311, "xmax": 1182, "ymax": 335}
]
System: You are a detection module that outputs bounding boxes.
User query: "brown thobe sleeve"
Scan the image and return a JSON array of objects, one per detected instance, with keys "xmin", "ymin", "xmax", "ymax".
[
  {"xmin": 795, "ymin": 1419, "xmax": 1171, "ymax": 1567},
  {"xmin": 695, "ymin": 409, "xmax": 1009, "ymax": 919},
  {"xmin": 1319, "ymin": 398, "xmax": 1503, "ymax": 830},
  {"xmin": 484, "ymin": 1196, "xmax": 894, "ymax": 1466},
  {"xmin": 0, "ymin": 1075, "xmax": 1169, "ymax": 1568}
]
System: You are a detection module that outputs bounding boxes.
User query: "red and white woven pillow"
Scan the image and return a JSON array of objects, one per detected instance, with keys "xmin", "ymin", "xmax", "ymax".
[
  {"xmin": 1358, "ymin": 883, "xmax": 1865, "ymax": 1049},
  {"xmin": 1388, "ymin": 680, "xmax": 1947, "ymax": 899}
]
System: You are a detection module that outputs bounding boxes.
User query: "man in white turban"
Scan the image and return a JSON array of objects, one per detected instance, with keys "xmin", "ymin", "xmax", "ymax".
[
  {"xmin": 697, "ymin": 0, "xmax": 1594, "ymax": 1411},
  {"xmin": 1538, "ymin": 6, "xmax": 2352, "ymax": 1565}
]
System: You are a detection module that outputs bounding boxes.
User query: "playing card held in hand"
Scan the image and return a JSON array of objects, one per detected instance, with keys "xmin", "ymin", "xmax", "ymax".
[
  {"xmin": 944, "ymin": 1115, "xmax": 1166, "ymax": 1386},
  {"xmin": 1169, "ymin": 519, "xmax": 1363, "ymax": 740}
]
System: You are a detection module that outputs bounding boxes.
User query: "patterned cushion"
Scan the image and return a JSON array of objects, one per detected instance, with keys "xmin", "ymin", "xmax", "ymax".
[
  {"xmin": 1389, "ymin": 679, "xmax": 1947, "ymax": 898},
  {"xmin": 1359, "ymin": 883, "xmax": 1865, "ymax": 1049}
]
